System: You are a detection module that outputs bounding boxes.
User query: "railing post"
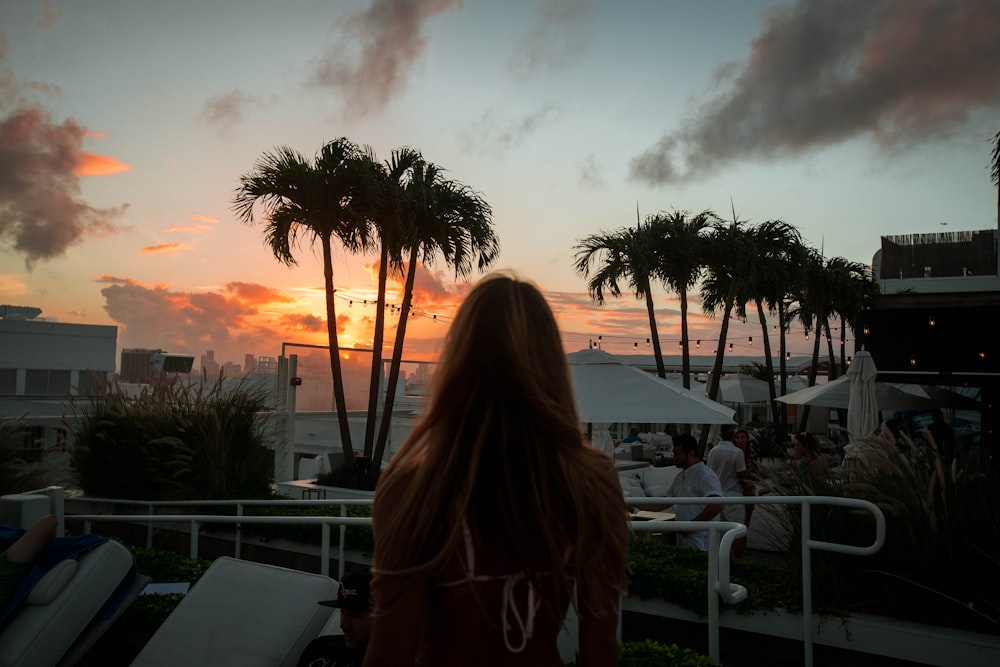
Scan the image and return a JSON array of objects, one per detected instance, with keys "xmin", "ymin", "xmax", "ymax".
[
  {"xmin": 235, "ymin": 503, "xmax": 243, "ymax": 560},
  {"xmin": 147, "ymin": 504, "xmax": 154, "ymax": 549},
  {"xmin": 339, "ymin": 503, "xmax": 348, "ymax": 581},
  {"xmin": 321, "ymin": 523, "xmax": 330, "ymax": 577},
  {"xmin": 190, "ymin": 520, "xmax": 200, "ymax": 560},
  {"xmin": 84, "ymin": 519, "xmax": 92, "ymax": 535},
  {"xmin": 801, "ymin": 500, "xmax": 813, "ymax": 667},
  {"xmin": 707, "ymin": 526, "xmax": 721, "ymax": 663}
]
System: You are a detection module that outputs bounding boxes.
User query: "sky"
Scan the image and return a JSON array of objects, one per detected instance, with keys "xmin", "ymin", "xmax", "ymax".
[{"xmin": 1, "ymin": 0, "xmax": 999, "ymax": 371}]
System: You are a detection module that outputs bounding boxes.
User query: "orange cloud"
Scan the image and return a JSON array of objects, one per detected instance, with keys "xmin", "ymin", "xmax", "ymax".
[
  {"xmin": 225, "ymin": 282, "xmax": 295, "ymax": 305},
  {"xmin": 163, "ymin": 224, "xmax": 211, "ymax": 234},
  {"xmin": 75, "ymin": 152, "xmax": 130, "ymax": 176},
  {"xmin": 141, "ymin": 243, "xmax": 193, "ymax": 255},
  {"xmin": 191, "ymin": 214, "xmax": 219, "ymax": 224}
]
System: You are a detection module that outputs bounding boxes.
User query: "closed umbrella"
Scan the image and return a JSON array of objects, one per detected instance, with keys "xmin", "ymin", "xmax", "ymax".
[{"xmin": 846, "ymin": 349, "xmax": 879, "ymax": 441}]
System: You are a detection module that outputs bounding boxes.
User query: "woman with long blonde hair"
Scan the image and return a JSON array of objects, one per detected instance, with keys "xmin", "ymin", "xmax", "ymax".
[{"xmin": 365, "ymin": 273, "xmax": 628, "ymax": 666}]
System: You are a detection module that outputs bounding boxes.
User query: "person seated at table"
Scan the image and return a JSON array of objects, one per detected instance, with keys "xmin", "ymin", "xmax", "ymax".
[
  {"xmin": 621, "ymin": 427, "xmax": 644, "ymax": 444},
  {"xmin": 649, "ymin": 434, "xmax": 723, "ymax": 551}
]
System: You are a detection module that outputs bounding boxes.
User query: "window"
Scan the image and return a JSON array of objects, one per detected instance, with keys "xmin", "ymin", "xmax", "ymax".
[
  {"xmin": 25, "ymin": 369, "xmax": 72, "ymax": 397},
  {"xmin": 0, "ymin": 368, "xmax": 15, "ymax": 396}
]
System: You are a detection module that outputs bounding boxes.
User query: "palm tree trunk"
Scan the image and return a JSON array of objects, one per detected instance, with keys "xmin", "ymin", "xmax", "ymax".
[
  {"xmin": 797, "ymin": 315, "xmax": 824, "ymax": 433},
  {"xmin": 825, "ymin": 321, "xmax": 838, "ymax": 380},
  {"xmin": 778, "ymin": 301, "xmax": 789, "ymax": 437},
  {"xmin": 363, "ymin": 247, "xmax": 390, "ymax": 458},
  {"xmin": 701, "ymin": 296, "xmax": 734, "ymax": 448},
  {"xmin": 680, "ymin": 286, "xmax": 691, "ymax": 389},
  {"xmin": 372, "ymin": 247, "xmax": 418, "ymax": 476},
  {"xmin": 644, "ymin": 283, "xmax": 666, "ymax": 378},
  {"xmin": 755, "ymin": 298, "xmax": 780, "ymax": 426},
  {"xmin": 322, "ymin": 239, "xmax": 355, "ymax": 473}
]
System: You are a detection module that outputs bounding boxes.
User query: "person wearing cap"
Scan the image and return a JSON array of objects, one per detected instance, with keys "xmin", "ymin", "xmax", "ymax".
[{"xmin": 297, "ymin": 567, "xmax": 372, "ymax": 667}]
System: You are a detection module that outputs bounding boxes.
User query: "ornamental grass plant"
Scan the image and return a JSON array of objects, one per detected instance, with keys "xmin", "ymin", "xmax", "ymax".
[
  {"xmin": 68, "ymin": 374, "xmax": 277, "ymax": 501},
  {"xmin": 762, "ymin": 430, "xmax": 1000, "ymax": 633}
]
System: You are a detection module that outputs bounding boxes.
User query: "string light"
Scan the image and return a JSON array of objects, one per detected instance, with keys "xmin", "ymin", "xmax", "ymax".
[
  {"xmin": 748, "ymin": 336, "xmax": 753, "ymax": 345},
  {"xmin": 928, "ymin": 316, "xmax": 936, "ymax": 326}
]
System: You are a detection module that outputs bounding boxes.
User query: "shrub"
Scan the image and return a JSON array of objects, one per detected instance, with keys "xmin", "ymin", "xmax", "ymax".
[
  {"xmin": 763, "ymin": 432, "xmax": 1000, "ymax": 633},
  {"xmin": 567, "ymin": 640, "xmax": 717, "ymax": 667},
  {"xmin": 69, "ymin": 375, "xmax": 276, "ymax": 500}
]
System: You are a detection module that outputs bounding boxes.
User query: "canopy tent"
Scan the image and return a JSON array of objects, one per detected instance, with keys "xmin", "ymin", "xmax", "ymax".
[{"xmin": 566, "ymin": 349, "xmax": 735, "ymax": 425}]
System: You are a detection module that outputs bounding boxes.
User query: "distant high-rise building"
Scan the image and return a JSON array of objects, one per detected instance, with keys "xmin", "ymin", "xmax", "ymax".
[
  {"xmin": 244, "ymin": 353, "xmax": 257, "ymax": 375},
  {"xmin": 201, "ymin": 350, "xmax": 220, "ymax": 378}
]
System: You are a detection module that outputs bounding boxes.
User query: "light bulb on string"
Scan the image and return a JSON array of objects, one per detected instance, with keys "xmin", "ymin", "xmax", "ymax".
[
  {"xmin": 728, "ymin": 343, "xmax": 733, "ymax": 352},
  {"xmin": 748, "ymin": 336, "xmax": 753, "ymax": 346}
]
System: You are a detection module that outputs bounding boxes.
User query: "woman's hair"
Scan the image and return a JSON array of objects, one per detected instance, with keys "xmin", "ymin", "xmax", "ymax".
[
  {"xmin": 373, "ymin": 272, "xmax": 626, "ymax": 615},
  {"xmin": 733, "ymin": 427, "xmax": 751, "ymax": 443}
]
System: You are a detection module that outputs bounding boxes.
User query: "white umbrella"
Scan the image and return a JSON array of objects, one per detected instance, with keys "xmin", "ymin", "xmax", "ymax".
[
  {"xmin": 717, "ymin": 374, "xmax": 771, "ymax": 403},
  {"xmin": 566, "ymin": 349, "xmax": 735, "ymax": 425},
  {"xmin": 656, "ymin": 376, "xmax": 736, "ymax": 422},
  {"xmin": 846, "ymin": 349, "xmax": 879, "ymax": 441},
  {"xmin": 776, "ymin": 376, "xmax": 941, "ymax": 410}
]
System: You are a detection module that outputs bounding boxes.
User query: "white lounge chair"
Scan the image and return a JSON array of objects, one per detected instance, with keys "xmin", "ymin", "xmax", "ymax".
[
  {"xmin": 0, "ymin": 492, "xmax": 146, "ymax": 667},
  {"xmin": 130, "ymin": 557, "xmax": 338, "ymax": 667}
]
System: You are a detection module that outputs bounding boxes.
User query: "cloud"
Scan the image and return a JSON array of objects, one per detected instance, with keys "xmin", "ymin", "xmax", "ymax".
[
  {"xmin": 307, "ymin": 0, "xmax": 462, "ymax": 115},
  {"xmin": 200, "ymin": 89, "xmax": 276, "ymax": 133},
  {"xmin": 0, "ymin": 49, "xmax": 127, "ymax": 267},
  {"xmin": 509, "ymin": 0, "xmax": 596, "ymax": 75},
  {"xmin": 140, "ymin": 242, "xmax": 193, "ymax": 255},
  {"xmin": 461, "ymin": 103, "xmax": 562, "ymax": 156},
  {"xmin": 75, "ymin": 152, "xmax": 130, "ymax": 176},
  {"xmin": 162, "ymin": 224, "xmax": 211, "ymax": 234},
  {"xmin": 577, "ymin": 153, "xmax": 605, "ymax": 189},
  {"xmin": 630, "ymin": 0, "xmax": 1000, "ymax": 185},
  {"xmin": 190, "ymin": 214, "xmax": 219, "ymax": 224},
  {"xmin": 38, "ymin": 0, "xmax": 62, "ymax": 28},
  {"xmin": 225, "ymin": 281, "xmax": 296, "ymax": 306},
  {"xmin": 100, "ymin": 278, "xmax": 295, "ymax": 364}
]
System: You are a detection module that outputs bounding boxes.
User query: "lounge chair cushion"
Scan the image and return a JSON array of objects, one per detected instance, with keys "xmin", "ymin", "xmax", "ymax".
[{"xmin": 25, "ymin": 559, "xmax": 77, "ymax": 605}]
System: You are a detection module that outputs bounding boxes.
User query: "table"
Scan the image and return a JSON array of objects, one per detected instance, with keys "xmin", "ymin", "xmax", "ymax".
[{"xmin": 631, "ymin": 510, "xmax": 676, "ymax": 521}]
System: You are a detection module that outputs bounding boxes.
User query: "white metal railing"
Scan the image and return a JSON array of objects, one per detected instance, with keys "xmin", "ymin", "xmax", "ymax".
[
  {"xmin": 65, "ymin": 497, "xmax": 372, "ymax": 581},
  {"xmin": 627, "ymin": 495, "xmax": 886, "ymax": 667},
  {"xmin": 61, "ymin": 493, "xmax": 884, "ymax": 667}
]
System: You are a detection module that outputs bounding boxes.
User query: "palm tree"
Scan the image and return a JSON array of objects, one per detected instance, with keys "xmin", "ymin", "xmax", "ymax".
[
  {"xmin": 744, "ymin": 220, "xmax": 803, "ymax": 426},
  {"xmin": 699, "ymin": 213, "xmax": 756, "ymax": 407},
  {"xmin": 574, "ymin": 218, "xmax": 667, "ymax": 377},
  {"xmin": 649, "ymin": 210, "xmax": 715, "ymax": 388},
  {"xmin": 232, "ymin": 139, "xmax": 369, "ymax": 474},
  {"xmin": 353, "ymin": 146, "xmax": 422, "ymax": 460},
  {"xmin": 990, "ymin": 130, "xmax": 999, "ymax": 228},
  {"xmin": 370, "ymin": 160, "xmax": 498, "ymax": 475}
]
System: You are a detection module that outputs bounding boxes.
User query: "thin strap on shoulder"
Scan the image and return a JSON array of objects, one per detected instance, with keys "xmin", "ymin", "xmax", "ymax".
[
  {"xmin": 461, "ymin": 519, "xmax": 475, "ymax": 575},
  {"xmin": 500, "ymin": 573, "xmax": 540, "ymax": 653}
]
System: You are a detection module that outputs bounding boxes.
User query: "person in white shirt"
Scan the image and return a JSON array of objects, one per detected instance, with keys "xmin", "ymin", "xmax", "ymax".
[
  {"xmin": 665, "ymin": 434, "xmax": 723, "ymax": 551},
  {"xmin": 706, "ymin": 425, "xmax": 749, "ymax": 557}
]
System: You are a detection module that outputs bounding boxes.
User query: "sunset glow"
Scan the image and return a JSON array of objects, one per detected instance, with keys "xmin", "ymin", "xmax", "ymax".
[{"xmin": 1, "ymin": 1, "xmax": 996, "ymax": 372}]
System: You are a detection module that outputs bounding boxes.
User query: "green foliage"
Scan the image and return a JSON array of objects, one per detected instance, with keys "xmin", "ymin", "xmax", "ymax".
[
  {"xmin": 68, "ymin": 375, "xmax": 276, "ymax": 500},
  {"xmin": 619, "ymin": 639, "xmax": 719, "ymax": 667},
  {"xmin": 127, "ymin": 546, "xmax": 212, "ymax": 627},
  {"xmin": 0, "ymin": 416, "xmax": 47, "ymax": 492},
  {"xmin": 627, "ymin": 536, "xmax": 802, "ymax": 617},
  {"xmin": 763, "ymin": 434, "xmax": 1000, "ymax": 632},
  {"xmin": 567, "ymin": 640, "xmax": 718, "ymax": 667}
]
